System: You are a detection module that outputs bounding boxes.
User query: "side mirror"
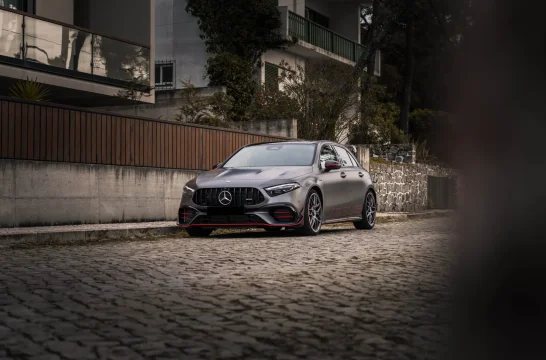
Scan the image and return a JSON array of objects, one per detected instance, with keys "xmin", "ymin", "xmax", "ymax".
[
  {"xmin": 323, "ymin": 160, "xmax": 341, "ymax": 171},
  {"xmin": 212, "ymin": 163, "xmax": 222, "ymax": 169}
]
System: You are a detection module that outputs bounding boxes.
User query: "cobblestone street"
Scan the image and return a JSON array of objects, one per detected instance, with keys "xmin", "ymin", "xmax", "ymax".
[{"xmin": 0, "ymin": 218, "xmax": 453, "ymax": 360}]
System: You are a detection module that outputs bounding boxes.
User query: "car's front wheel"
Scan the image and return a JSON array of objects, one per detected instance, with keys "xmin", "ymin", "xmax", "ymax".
[
  {"xmin": 354, "ymin": 190, "xmax": 376, "ymax": 230},
  {"xmin": 185, "ymin": 227, "xmax": 214, "ymax": 237},
  {"xmin": 295, "ymin": 189, "xmax": 323, "ymax": 236}
]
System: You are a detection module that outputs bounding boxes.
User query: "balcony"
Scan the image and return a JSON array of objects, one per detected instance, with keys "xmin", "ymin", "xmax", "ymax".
[
  {"xmin": 281, "ymin": 8, "xmax": 380, "ymax": 76},
  {"xmin": 0, "ymin": 7, "xmax": 151, "ymax": 91}
]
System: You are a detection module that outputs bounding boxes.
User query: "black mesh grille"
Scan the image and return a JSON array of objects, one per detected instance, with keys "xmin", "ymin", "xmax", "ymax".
[
  {"xmin": 193, "ymin": 214, "xmax": 266, "ymax": 225},
  {"xmin": 178, "ymin": 207, "xmax": 195, "ymax": 224},
  {"xmin": 193, "ymin": 188, "xmax": 265, "ymax": 207}
]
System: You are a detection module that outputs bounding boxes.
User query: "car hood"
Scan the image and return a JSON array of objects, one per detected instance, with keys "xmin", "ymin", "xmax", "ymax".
[{"xmin": 194, "ymin": 166, "xmax": 313, "ymax": 188}]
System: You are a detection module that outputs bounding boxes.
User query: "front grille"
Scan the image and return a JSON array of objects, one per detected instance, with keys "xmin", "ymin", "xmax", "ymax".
[
  {"xmin": 193, "ymin": 214, "xmax": 266, "ymax": 225},
  {"xmin": 193, "ymin": 188, "xmax": 265, "ymax": 207}
]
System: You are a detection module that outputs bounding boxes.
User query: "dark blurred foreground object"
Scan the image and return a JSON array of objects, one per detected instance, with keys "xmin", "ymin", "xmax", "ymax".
[{"xmin": 451, "ymin": 0, "xmax": 546, "ymax": 359}]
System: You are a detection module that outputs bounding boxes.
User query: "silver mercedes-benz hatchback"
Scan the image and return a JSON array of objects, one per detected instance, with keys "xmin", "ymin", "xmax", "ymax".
[{"xmin": 178, "ymin": 141, "xmax": 376, "ymax": 237}]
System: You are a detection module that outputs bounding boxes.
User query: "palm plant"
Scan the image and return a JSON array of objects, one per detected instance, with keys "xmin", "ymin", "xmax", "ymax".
[{"xmin": 8, "ymin": 77, "xmax": 51, "ymax": 102}]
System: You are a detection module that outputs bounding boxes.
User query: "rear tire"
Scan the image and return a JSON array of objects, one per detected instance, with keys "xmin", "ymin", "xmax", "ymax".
[
  {"xmin": 354, "ymin": 190, "xmax": 376, "ymax": 230},
  {"xmin": 185, "ymin": 227, "xmax": 214, "ymax": 237},
  {"xmin": 295, "ymin": 189, "xmax": 322, "ymax": 236}
]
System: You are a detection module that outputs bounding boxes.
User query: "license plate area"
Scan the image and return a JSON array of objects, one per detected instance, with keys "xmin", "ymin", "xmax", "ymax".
[{"xmin": 206, "ymin": 207, "xmax": 246, "ymax": 216}]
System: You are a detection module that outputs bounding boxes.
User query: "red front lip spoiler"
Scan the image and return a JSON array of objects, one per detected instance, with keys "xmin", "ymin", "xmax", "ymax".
[
  {"xmin": 177, "ymin": 217, "xmax": 304, "ymax": 229},
  {"xmin": 178, "ymin": 210, "xmax": 305, "ymax": 229}
]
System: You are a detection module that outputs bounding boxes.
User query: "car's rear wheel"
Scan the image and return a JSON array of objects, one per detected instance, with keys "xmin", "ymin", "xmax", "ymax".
[
  {"xmin": 354, "ymin": 190, "xmax": 376, "ymax": 230},
  {"xmin": 295, "ymin": 189, "xmax": 322, "ymax": 236},
  {"xmin": 185, "ymin": 227, "xmax": 214, "ymax": 237}
]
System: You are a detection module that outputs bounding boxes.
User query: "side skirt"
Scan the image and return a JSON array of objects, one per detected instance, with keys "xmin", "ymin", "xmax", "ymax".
[{"xmin": 322, "ymin": 217, "xmax": 362, "ymax": 225}]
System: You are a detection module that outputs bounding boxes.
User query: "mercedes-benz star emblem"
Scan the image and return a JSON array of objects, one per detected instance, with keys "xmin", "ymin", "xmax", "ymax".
[{"xmin": 218, "ymin": 190, "xmax": 233, "ymax": 206}]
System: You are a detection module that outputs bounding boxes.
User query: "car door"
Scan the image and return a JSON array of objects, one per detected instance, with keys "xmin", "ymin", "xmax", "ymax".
[
  {"xmin": 333, "ymin": 145, "xmax": 367, "ymax": 218},
  {"xmin": 317, "ymin": 144, "xmax": 349, "ymax": 221}
]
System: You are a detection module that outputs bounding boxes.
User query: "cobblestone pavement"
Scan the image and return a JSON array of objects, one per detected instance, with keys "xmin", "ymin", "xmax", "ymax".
[{"xmin": 0, "ymin": 218, "xmax": 453, "ymax": 360}]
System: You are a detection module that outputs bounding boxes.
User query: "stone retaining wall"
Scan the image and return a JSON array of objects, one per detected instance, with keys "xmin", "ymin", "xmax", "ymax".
[
  {"xmin": 370, "ymin": 161, "xmax": 456, "ymax": 212},
  {"xmin": 367, "ymin": 144, "xmax": 416, "ymax": 164}
]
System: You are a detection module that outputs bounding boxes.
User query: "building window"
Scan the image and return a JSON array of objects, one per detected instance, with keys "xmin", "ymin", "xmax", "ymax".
[
  {"xmin": 0, "ymin": 0, "xmax": 34, "ymax": 13},
  {"xmin": 155, "ymin": 62, "xmax": 174, "ymax": 89},
  {"xmin": 264, "ymin": 62, "xmax": 279, "ymax": 90},
  {"xmin": 305, "ymin": 7, "xmax": 329, "ymax": 29}
]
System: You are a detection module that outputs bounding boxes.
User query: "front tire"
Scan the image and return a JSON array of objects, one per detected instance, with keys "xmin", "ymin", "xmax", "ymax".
[
  {"xmin": 185, "ymin": 227, "xmax": 214, "ymax": 237},
  {"xmin": 354, "ymin": 190, "xmax": 376, "ymax": 230},
  {"xmin": 295, "ymin": 189, "xmax": 323, "ymax": 236}
]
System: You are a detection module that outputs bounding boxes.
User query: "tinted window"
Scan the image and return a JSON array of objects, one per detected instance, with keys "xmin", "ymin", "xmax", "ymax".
[
  {"xmin": 348, "ymin": 152, "xmax": 361, "ymax": 167},
  {"xmin": 334, "ymin": 146, "xmax": 353, "ymax": 167},
  {"xmin": 319, "ymin": 145, "xmax": 337, "ymax": 162},
  {"xmin": 223, "ymin": 144, "xmax": 316, "ymax": 167}
]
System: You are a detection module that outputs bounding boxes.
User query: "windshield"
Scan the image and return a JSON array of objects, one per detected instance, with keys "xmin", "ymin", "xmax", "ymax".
[{"xmin": 223, "ymin": 144, "xmax": 316, "ymax": 167}]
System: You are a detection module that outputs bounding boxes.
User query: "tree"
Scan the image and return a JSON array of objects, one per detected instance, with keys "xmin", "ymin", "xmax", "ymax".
[
  {"xmin": 186, "ymin": 0, "xmax": 292, "ymax": 122},
  {"xmin": 174, "ymin": 80, "xmax": 235, "ymax": 129},
  {"xmin": 249, "ymin": 60, "xmax": 360, "ymax": 142},
  {"xmin": 399, "ymin": 0, "xmax": 416, "ymax": 134}
]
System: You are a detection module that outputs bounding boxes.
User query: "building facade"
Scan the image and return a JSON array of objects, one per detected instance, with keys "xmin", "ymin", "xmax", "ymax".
[
  {"xmin": 0, "ymin": 0, "xmax": 155, "ymax": 106},
  {"xmin": 155, "ymin": 0, "xmax": 380, "ymax": 92}
]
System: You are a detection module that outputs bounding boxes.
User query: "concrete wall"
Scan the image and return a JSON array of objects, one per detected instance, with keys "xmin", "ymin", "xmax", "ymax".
[
  {"xmin": 0, "ymin": 159, "xmax": 199, "ymax": 228},
  {"xmin": 242, "ymin": 119, "xmax": 297, "ymax": 139},
  {"xmin": 155, "ymin": 0, "xmax": 208, "ymax": 89},
  {"xmin": 87, "ymin": 0, "xmax": 152, "ymax": 46},
  {"xmin": 97, "ymin": 86, "xmax": 225, "ymax": 120},
  {"xmin": 35, "ymin": 0, "xmax": 74, "ymax": 24}
]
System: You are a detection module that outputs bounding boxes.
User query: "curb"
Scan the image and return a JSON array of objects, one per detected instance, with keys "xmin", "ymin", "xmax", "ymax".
[
  {"xmin": 0, "ymin": 226, "xmax": 183, "ymax": 248},
  {"xmin": 379, "ymin": 210, "xmax": 453, "ymax": 223},
  {"xmin": 0, "ymin": 210, "xmax": 454, "ymax": 247}
]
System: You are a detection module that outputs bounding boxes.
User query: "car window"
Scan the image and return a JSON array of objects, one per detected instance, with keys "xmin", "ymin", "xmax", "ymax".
[
  {"xmin": 319, "ymin": 145, "xmax": 338, "ymax": 162},
  {"xmin": 223, "ymin": 143, "xmax": 316, "ymax": 167},
  {"xmin": 333, "ymin": 146, "xmax": 354, "ymax": 167},
  {"xmin": 348, "ymin": 152, "xmax": 360, "ymax": 167}
]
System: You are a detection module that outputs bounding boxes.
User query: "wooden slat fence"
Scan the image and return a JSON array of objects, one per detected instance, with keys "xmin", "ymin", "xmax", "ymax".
[{"xmin": 0, "ymin": 98, "xmax": 291, "ymax": 170}]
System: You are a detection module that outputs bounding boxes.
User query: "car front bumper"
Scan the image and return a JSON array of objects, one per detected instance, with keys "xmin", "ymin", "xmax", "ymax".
[
  {"xmin": 177, "ymin": 187, "xmax": 307, "ymax": 229},
  {"xmin": 177, "ymin": 203, "xmax": 305, "ymax": 229}
]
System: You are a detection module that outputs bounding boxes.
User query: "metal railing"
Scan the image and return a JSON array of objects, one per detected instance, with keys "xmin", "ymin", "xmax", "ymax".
[
  {"xmin": 288, "ymin": 10, "xmax": 380, "ymax": 75},
  {"xmin": 0, "ymin": 7, "xmax": 150, "ymax": 87}
]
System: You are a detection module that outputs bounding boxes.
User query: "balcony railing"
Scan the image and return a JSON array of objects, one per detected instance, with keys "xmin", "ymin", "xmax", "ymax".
[
  {"xmin": 288, "ymin": 10, "xmax": 378, "ymax": 73},
  {"xmin": 0, "ymin": 7, "xmax": 150, "ymax": 88}
]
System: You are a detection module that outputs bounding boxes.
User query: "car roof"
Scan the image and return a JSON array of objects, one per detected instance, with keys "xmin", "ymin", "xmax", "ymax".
[{"xmin": 245, "ymin": 140, "xmax": 337, "ymax": 147}]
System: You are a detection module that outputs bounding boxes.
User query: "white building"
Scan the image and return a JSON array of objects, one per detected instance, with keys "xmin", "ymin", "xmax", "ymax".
[
  {"xmin": 155, "ymin": 0, "xmax": 380, "ymax": 91},
  {"xmin": 0, "ymin": 0, "xmax": 155, "ymax": 106}
]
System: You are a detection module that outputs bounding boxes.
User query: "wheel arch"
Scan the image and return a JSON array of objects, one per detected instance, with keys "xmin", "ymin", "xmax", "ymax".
[{"xmin": 309, "ymin": 185, "xmax": 324, "ymax": 205}]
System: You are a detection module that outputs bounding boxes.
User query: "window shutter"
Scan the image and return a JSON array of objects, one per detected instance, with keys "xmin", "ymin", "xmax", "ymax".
[{"xmin": 265, "ymin": 62, "xmax": 279, "ymax": 90}]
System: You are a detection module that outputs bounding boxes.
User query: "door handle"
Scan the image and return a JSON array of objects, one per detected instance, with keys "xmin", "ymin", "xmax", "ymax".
[
  {"xmin": 340, "ymin": 172, "xmax": 347, "ymax": 178},
  {"xmin": 358, "ymin": 172, "xmax": 364, "ymax": 178}
]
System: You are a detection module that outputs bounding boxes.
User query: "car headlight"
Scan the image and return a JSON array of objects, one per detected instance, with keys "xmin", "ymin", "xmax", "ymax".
[
  {"xmin": 183, "ymin": 185, "xmax": 195, "ymax": 194},
  {"xmin": 265, "ymin": 183, "xmax": 301, "ymax": 197}
]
